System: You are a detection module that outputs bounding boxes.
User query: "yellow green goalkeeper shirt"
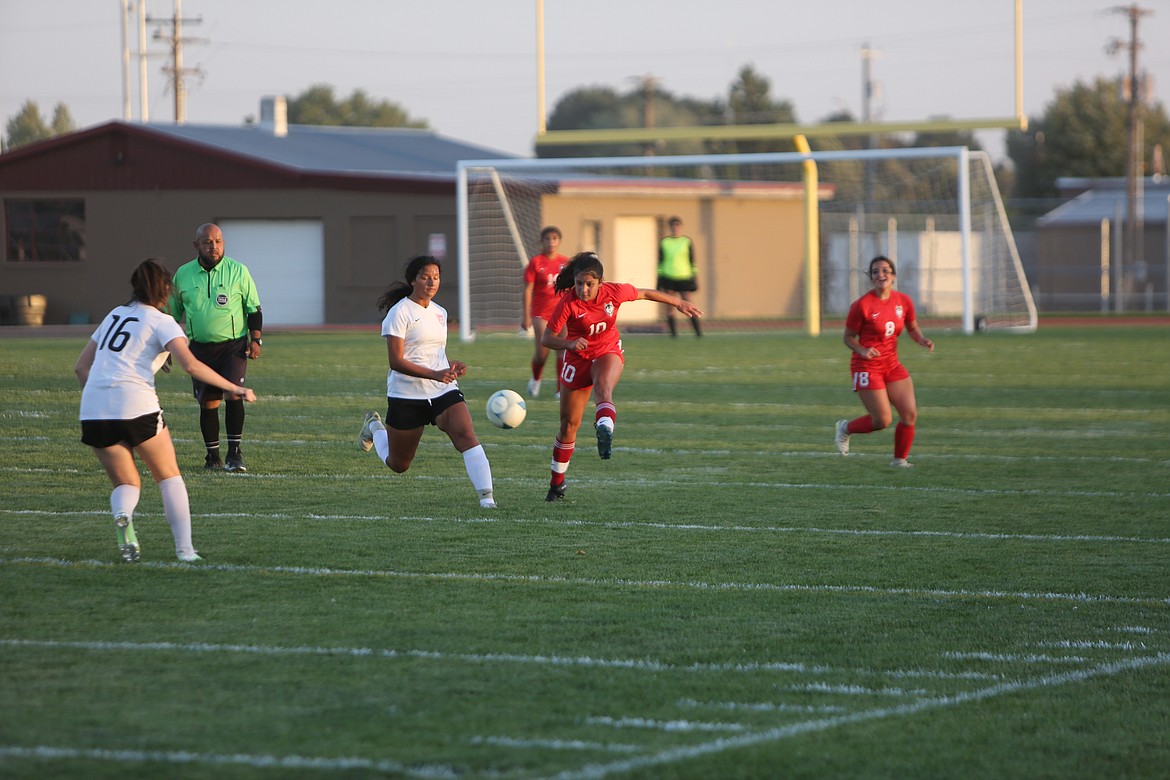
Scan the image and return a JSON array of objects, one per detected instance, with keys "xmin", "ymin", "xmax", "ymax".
[{"xmin": 658, "ymin": 235, "xmax": 696, "ymax": 281}]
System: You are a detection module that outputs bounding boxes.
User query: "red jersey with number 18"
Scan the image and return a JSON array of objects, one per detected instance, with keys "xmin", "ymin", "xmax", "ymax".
[
  {"xmin": 845, "ymin": 289, "xmax": 917, "ymax": 373},
  {"xmin": 546, "ymin": 282, "xmax": 639, "ymax": 361}
]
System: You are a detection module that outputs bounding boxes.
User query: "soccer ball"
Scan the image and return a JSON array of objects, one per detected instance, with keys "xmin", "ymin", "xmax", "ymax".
[{"xmin": 485, "ymin": 389, "xmax": 527, "ymax": 429}]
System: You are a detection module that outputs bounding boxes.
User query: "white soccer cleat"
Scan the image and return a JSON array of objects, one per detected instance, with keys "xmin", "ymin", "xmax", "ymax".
[
  {"xmin": 527, "ymin": 378, "xmax": 541, "ymax": 398},
  {"xmin": 358, "ymin": 411, "xmax": 382, "ymax": 452},
  {"xmin": 890, "ymin": 458, "xmax": 913, "ymax": 468},
  {"xmin": 114, "ymin": 512, "xmax": 140, "ymax": 563},
  {"xmin": 479, "ymin": 498, "xmax": 498, "ymax": 509},
  {"xmin": 834, "ymin": 419, "xmax": 851, "ymax": 456},
  {"xmin": 177, "ymin": 551, "xmax": 204, "ymax": 563}
]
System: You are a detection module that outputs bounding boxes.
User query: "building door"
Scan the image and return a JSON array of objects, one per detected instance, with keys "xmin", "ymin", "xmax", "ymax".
[
  {"xmin": 219, "ymin": 220, "xmax": 324, "ymax": 326},
  {"xmin": 611, "ymin": 216, "xmax": 659, "ymax": 324}
]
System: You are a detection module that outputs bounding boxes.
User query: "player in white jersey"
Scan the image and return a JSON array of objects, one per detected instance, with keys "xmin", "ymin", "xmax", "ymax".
[
  {"xmin": 356, "ymin": 255, "xmax": 496, "ymax": 509},
  {"xmin": 75, "ymin": 259, "xmax": 257, "ymax": 563}
]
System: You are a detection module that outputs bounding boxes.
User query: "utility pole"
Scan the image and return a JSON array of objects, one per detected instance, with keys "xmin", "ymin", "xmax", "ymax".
[
  {"xmin": 120, "ymin": 0, "xmax": 132, "ymax": 121},
  {"xmin": 640, "ymin": 74, "xmax": 658, "ymax": 159},
  {"xmin": 1109, "ymin": 4, "xmax": 1152, "ymax": 313},
  {"xmin": 860, "ymin": 43, "xmax": 882, "ymax": 254},
  {"xmin": 148, "ymin": 0, "xmax": 205, "ymax": 123}
]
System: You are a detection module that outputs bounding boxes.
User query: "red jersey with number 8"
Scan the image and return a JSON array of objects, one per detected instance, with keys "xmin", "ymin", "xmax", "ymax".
[{"xmin": 845, "ymin": 289, "xmax": 917, "ymax": 373}]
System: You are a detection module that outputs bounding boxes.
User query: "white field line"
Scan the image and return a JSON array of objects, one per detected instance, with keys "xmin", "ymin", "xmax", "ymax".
[
  {"xmin": 0, "ymin": 746, "xmax": 456, "ymax": 778},
  {"xmin": 4, "ymin": 556, "xmax": 1167, "ymax": 606},
  {"xmin": 0, "ymin": 637, "xmax": 993, "ymax": 681},
  {"xmin": 4, "ymin": 508, "xmax": 1170, "ymax": 547},
  {"xmin": 944, "ymin": 652, "xmax": 1090, "ymax": 664},
  {"xmin": 544, "ymin": 652, "xmax": 1170, "ymax": 780},
  {"xmin": 677, "ymin": 699, "xmax": 846, "ymax": 714},
  {"xmin": 4, "ymin": 442, "xmax": 1170, "ymax": 467},
  {"xmin": 5, "ymin": 464, "xmax": 1170, "ymax": 500},
  {"xmin": 469, "ymin": 736, "xmax": 640, "ymax": 753},
  {"xmin": 584, "ymin": 716, "xmax": 746, "ymax": 733}
]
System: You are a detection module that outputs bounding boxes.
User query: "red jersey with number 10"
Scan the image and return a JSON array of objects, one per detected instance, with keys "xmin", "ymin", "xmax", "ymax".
[
  {"xmin": 845, "ymin": 289, "xmax": 917, "ymax": 373},
  {"xmin": 546, "ymin": 282, "xmax": 639, "ymax": 361}
]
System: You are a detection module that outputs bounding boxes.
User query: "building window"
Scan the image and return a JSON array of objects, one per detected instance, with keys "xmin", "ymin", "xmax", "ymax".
[{"xmin": 4, "ymin": 199, "xmax": 87, "ymax": 262}]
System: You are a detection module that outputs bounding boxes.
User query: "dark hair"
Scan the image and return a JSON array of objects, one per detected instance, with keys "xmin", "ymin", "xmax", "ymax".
[
  {"xmin": 377, "ymin": 255, "xmax": 440, "ymax": 312},
  {"xmin": 868, "ymin": 255, "xmax": 896, "ymax": 277},
  {"xmin": 129, "ymin": 258, "xmax": 173, "ymax": 308},
  {"xmin": 668, "ymin": 216, "xmax": 682, "ymax": 225},
  {"xmin": 540, "ymin": 226, "xmax": 561, "ymax": 240},
  {"xmin": 554, "ymin": 251, "xmax": 604, "ymax": 293}
]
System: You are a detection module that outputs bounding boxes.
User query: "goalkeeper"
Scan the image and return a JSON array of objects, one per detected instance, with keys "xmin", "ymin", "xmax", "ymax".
[{"xmin": 657, "ymin": 216, "xmax": 702, "ymax": 337}]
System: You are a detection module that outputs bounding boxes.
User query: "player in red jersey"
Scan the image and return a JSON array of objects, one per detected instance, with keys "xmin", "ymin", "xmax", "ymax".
[
  {"xmin": 521, "ymin": 226, "xmax": 570, "ymax": 398},
  {"xmin": 835, "ymin": 255, "xmax": 934, "ymax": 467},
  {"xmin": 540, "ymin": 252, "xmax": 702, "ymax": 501}
]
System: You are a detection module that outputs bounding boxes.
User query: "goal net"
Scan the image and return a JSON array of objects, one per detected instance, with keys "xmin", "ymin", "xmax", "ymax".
[{"xmin": 455, "ymin": 147, "xmax": 1036, "ymax": 341}]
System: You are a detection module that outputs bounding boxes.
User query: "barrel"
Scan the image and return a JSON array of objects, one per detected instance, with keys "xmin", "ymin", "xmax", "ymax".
[{"xmin": 12, "ymin": 294, "xmax": 47, "ymax": 326}]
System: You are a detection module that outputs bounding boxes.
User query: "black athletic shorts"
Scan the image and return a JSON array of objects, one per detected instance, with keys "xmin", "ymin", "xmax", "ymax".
[
  {"xmin": 385, "ymin": 390, "xmax": 466, "ymax": 430},
  {"xmin": 657, "ymin": 275, "xmax": 698, "ymax": 293},
  {"xmin": 189, "ymin": 338, "xmax": 248, "ymax": 403},
  {"xmin": 81, "ymin": 411, "xmax": 166, "ymax": 448}
]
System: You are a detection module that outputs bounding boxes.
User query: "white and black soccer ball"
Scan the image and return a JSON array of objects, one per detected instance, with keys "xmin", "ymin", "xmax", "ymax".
[{"xmin": 485, "ymin": 389, "xmax": 527, "ymax": 429}]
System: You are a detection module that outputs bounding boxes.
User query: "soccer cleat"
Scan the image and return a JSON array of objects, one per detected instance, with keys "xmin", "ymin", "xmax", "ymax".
[
  {"xmin": 595, "ymin": 423, "xmax": 613, "ymax": 460},
  {"xmin": 545, "ymin": 483, "xmax": 566, "ymax": 502},
  {"xmin": 479, "ymin": 498, "xmax": 498, "ymax": 509},
  {"xmin": 204, "ymin": 452, "xmax": 223, "ymax": 470},
  {"xmin": 890, "ymin": 458, "xmax": 913, "ymax": 468},
  {"xmin": 114, "ymin": 513, "xmax": 140, "ymax": 563},
  {"xmin": 358, "ymin": 411, "xmax": 382, "ymax": 452},
  {"xmin": 527, "ymin": 378, "xmax": 541, "ymax": 398},
  {"xmin": 834, "ymin": 419, "xmax": 851, "ymax": 456},
  {"xmin": 225, "ymin": 451, "xmax": 247, "ymax": 473},
  {"xmin": 177, "ymin": 551, "xmax": 204, "ymax": 563}
]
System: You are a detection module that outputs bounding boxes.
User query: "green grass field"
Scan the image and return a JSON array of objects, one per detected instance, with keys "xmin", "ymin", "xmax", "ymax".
[{"xmin": 2, "ymin": 324, "xmax": 1168, "ymax": 779}]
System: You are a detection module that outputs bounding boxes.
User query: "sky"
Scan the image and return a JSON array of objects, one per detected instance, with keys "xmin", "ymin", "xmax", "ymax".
[{"xmin": 3, "ymin": 0, "xmax": 1168, "ymax": 163}]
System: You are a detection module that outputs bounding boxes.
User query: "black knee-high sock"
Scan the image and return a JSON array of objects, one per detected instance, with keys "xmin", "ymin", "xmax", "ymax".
[
  {"xmin": 200, "ymin": 406, "xmax": 220, "ymax": 455},
  {"xmin": 225, "ymin": 399, "xmax": 245, "ymax": 455}
]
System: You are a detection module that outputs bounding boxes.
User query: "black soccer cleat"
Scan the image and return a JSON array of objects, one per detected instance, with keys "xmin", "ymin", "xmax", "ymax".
[
  {"xmin": 595, "ymin": 423, "xmax": 613, "ymax": 460},
  {"xmin": 224, "ymin": 451, "xmax": 248, "ymax": 473},
  {"xmin": 545, "ymin": 483, "xmax": 566, "ymax": 502}
]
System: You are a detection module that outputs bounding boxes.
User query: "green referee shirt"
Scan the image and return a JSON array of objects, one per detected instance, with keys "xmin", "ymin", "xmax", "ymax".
[{"xmin": 168, "ymin": 256, "xmax": 262, "ymax": 343}]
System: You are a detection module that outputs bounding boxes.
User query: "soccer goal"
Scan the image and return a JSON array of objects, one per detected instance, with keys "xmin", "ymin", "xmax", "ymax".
[{"xmin": 455, "ymin": 147, "xmax": 1037, "ymax": 341}]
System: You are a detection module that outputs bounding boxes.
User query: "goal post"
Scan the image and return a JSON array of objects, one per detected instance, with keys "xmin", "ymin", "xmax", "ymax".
[{"xmin": 456, "ymin": 147, "xmax": 1037, "ymax": 341}]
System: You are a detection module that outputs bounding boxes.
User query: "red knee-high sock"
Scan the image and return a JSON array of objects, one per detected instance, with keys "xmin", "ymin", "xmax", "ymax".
[
  {"xmin": 531, "ymin": 360, "xmax": 545, "ymax": 381},
  {"xmin": 894, "ymin": 422, "xmax": 915, "ymax": 460},
  {"xmin": 550, "ymin": 438, "xmax": 574, "ymax": 486},
  {"xmin": 848, "ymin": 415, "xmax": 878, "ymax": 435},
  {"xmin": 595, "ymin": 402, "xmax": 616, "ymax": 429}
]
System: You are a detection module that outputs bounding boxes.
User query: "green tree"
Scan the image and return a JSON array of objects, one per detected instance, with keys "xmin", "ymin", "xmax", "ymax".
[
  {"xmin": 285, "ymin": 84, "xmax": 428, "ymax": 129},
  {"xmin": 4, "ymin": 100, "xmax": 73, "ymax": 149},
  {"xmin": 1006, "ymin": 76, "xmax": 1170, "ymax": 198},
  {"xmin": 726, "ymin": 65, "xmax": 796, "ymax": 155},
  {"xmin": 50, "ymin": 103, "xmax": 76, "ymax": 136},
  {"xmin": 541, "ymin": 84, "xmax": 718, "ymax": 159}
]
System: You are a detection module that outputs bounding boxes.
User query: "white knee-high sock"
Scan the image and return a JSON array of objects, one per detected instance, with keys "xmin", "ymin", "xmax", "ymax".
[
  {"xmin": 158, "ymin": 475, "xmax": 194, "ymax": 556},
  {"xmin": 110, "ymin": 484, "xmax": 140, "ymax": 519},
  {"xmin": 462, "ymin": 444, "xmax": 494, "ymax": 499},
  {"xmin": 373, "ymin": 426, "xmax": 390, "ymax": 464}
]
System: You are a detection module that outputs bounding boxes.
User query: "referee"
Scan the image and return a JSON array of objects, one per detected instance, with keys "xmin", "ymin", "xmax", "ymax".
[{"xmin": 168, "ymin": 223, "xmax": 263, "ymax": 472}]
